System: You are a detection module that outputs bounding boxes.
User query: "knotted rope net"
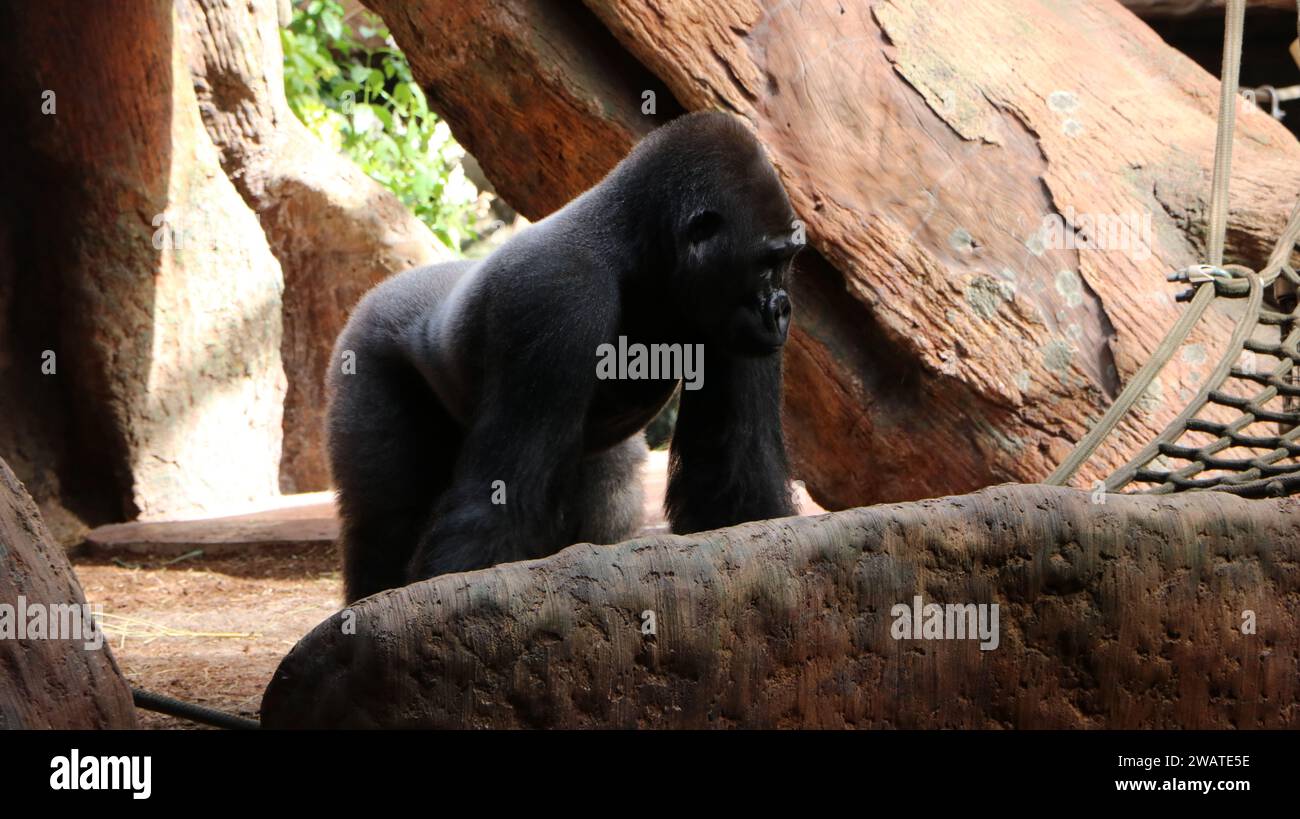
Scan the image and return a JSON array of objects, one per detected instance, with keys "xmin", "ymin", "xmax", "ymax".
[{"xmin": 1047, "ymin": 0, "xmax": 1300, "ymax": 498}]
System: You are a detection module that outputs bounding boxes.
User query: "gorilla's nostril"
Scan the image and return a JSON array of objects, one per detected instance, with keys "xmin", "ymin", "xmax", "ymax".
[{"xmin": 773, "ymin": 291, "xmax": 791, "ymax": 318}]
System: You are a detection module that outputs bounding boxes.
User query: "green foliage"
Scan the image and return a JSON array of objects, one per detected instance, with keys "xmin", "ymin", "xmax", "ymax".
[{"xmin": 281, "ymin": 0, "xmax": 478, "ymax": 252}]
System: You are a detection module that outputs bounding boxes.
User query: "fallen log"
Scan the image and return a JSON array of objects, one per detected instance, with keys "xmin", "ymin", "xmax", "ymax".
[
  {"xmin": 0, "ymin": 456, "xmax": 136, "ymax": 729},
  {"xmin": 261, "ymin": 484, "xmax": 1300, "ymax": 728}
]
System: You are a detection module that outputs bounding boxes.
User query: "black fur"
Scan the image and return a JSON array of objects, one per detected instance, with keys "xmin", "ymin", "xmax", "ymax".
[{"xmin": 328, "ymin": 111, "xmax": 800, "ymax": 603}]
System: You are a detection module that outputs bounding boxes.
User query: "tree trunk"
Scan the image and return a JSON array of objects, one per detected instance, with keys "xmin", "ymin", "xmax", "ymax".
[
  {"xmin": 0, "ymin": 456, "xmax": 136, "ymax": 728},
  {"xmin": 180, "ymin": 0, "xmax": 451, "ymax": 493},
  {"xmin": 261, "ymin": 483, "xmax": 1300, "ymax": 728},
  {"xmin": 0, "ymin": 0, "xmax": 286, "ymax": 522},
  {"xmin": 364, "ymin": 0, "xmax": 1300, "ymax": 510}
]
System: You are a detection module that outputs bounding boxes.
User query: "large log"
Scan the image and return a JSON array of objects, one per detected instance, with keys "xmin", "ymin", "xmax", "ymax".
[
  {"xmin": 261, "ymin": 484, "xmax": 1299, "ymax": 728},
  {"xmin": 180, "ymin": 0, "xmax": 451, "ymax": 492},
  {"xmin": 365, "ymin": 0, "xmax": 1300, "ymax": 510},
  {"xmin": 0, "ymin": 456, "xmax": 136, "ymax": 728},
  {"xmin": 0, "ymin": 0, "xmax": 286, "ymax": 521}
]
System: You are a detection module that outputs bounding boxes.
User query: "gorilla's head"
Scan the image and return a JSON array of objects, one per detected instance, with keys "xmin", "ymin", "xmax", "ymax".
[
  {"xmin": 678, "ymin": 200, "xmax": 800, "ymax": 356},
  {"xmin": 631, "ymin": 111, "xmax": 802, "ymax": 356}
]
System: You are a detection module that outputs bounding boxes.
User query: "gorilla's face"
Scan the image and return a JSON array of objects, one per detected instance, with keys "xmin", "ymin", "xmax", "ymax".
[
  {"xmin": 722, "ymin": 232, "xmax": 796, "ymax": 355},
  {"xmin": 676, "ymin": 199, "xmax": 800, "ymax": 357}
]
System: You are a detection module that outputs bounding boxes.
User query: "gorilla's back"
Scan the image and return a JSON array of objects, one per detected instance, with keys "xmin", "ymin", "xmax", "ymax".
[{"xmin": 328, "ymin": 260, "xmax": 476, "ymax": 415}]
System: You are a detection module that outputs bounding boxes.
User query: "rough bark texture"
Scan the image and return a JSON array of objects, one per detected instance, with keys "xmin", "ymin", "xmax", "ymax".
[
  {"xmin": 180, "ymin": 0, "xmax": 450, "ymax": 492},
  {"xmin": 0, "ymin": 457, "xmax": 137, "ymax": 729},
  {"xmin": 261, "ymin": 484, "xmax": 1299, "ymax": 729},
  {"xmin": 1142, "ymin": 5, "xmax": 1300, "ymax": 141},
  {"xmin": 0, "ymin": 0, "xmax": 286, "ymax": 522},
  {"xmin": 366, "ymin": 0, "xmax": 1300, "ymax": 511}
]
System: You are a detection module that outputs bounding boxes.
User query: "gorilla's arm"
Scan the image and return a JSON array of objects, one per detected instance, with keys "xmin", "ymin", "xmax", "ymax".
[
  {"xmin": 665, "ymin": 351, "xmax": 795, "ymax": 534},
  {"xmin": 407, "ymin": 398, "xmax": 586, "ymax": 578}
]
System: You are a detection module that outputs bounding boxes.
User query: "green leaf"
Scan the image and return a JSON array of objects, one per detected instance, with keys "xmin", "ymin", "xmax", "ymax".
[
  {"xmin": 322, "ymin": 14, "xmax": 343, "ymax": 41},
  {"xmin": 283, "ymin": 0, "xmax": 480, "ymax": 255}
]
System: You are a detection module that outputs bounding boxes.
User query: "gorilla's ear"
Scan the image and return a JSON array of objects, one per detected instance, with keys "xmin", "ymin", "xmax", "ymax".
[{"xmin": 685, "ymin": 209, "xmax": 724, "ymax": 245}]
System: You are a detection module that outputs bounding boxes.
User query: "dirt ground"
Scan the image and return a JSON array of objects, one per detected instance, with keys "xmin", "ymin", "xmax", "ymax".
[{"xmin": 73, "ymin": 543, "xmax": 340, "ymax": 729}]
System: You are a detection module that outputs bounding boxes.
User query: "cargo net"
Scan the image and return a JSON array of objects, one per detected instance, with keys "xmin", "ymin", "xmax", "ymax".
[
  {"xmin": 1046, "ymin": 0, "xmax": 1300, "ymax": 498},
  {"xmin": 1047, "ymin": 206, "xmax": 1300, "ymax": 499}
]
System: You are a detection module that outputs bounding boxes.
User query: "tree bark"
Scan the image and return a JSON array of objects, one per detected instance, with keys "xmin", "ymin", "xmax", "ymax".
[
  {"xmin": 180, "ymin": 0, "xmax": 451, "ymax": 493},
  {"xmin": 364, "ymin": 0, "xmax": 1300, "ymax": 510},
  {"xmin": 0, "ymin": 456, "xmax": 136, "ymax": 728},
  {"xmin": 0, "ymin": 0, "xmax": 286, "ymax": 522},
  {"xmin": 261, "ymin": 483, "xmax": 1300, "ymax": 728}
]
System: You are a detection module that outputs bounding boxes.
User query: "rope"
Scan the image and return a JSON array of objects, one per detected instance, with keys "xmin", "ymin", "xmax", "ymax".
[
  {"xmin": 1045, "ymin": 282, "xmax": 1217, "ymax": 484},
  {"xmin": 1048, "ymin": 0, "xmax": 1300, "ymax": 496},
  {"xmin": 1260, "ymin": 198, "xmax": 1300, "ymax": 286},
  {"xmin": 1207, "ymin": 0, "xmax": 1246, "ymax": 267},
  {"xmin": 1104, "ymin": 271, "xmax": 1263, "ymax": 491}
]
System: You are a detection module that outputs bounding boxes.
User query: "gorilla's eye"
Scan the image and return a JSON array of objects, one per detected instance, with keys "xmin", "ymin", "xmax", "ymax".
[
  {"xmin": 685, "ymin": 209, "xmax": 723, "ymax": 245},
  {"xmin": 763, "ymin": 235, "xmax": 801, "ymax": 263}
]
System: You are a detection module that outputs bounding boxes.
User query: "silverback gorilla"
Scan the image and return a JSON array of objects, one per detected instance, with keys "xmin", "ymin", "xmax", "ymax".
[{"xmin": 328, "ymin": 111, "xmax": 802, "ymax": 603}]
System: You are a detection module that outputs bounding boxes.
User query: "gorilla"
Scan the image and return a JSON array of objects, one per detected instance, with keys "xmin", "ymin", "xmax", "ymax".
[{"xmin": 328, "ymin": 110, "xmax": 802, "ymax": 603}]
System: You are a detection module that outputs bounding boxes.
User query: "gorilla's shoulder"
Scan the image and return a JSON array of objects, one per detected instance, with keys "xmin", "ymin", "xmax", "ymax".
[{"xmin": 345, "ymin": 261, "xmax": 476, "ymax": 340}]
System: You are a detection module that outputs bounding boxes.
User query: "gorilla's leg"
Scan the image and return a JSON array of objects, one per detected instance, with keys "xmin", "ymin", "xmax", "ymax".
[
  {"xmin": 571, "ymin": 436, "xmax": 648, "ymax": 544},
  {"xmin": 331, "ymin": 360, "xmax": 460, "ymax": 603},
  {"xmin": 404, "ymin": 407, "xmax": 587, "ymax": 580}
]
